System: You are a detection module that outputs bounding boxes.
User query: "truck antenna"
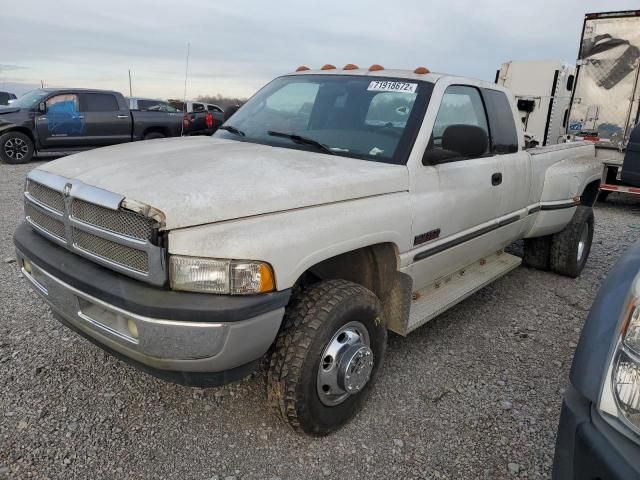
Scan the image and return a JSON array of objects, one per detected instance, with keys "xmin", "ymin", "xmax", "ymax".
[{"xmin": 181, "ymin": 42, "xmax": 191, "ymax": 137}]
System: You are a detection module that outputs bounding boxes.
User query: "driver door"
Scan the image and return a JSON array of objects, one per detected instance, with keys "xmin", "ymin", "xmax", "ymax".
[{"xmin": 35, "ymin": 93, "xmax": 86, "ymax": 149}]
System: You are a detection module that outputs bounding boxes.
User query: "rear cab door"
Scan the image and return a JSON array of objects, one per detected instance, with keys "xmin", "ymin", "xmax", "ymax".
[
  {"xmin": 480, "ymin": 87, "xmax": 531, "ymax": 248},
  {"xmin": 79, "ymin": 92, "xmax": 131, "ymax": 146},
  {"xmin": 406, "ymin": 80, "xmax": 506, "ymax": 289}
]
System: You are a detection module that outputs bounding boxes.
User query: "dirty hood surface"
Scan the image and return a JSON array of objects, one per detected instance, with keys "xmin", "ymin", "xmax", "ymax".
[
  {"xmin": 38, "ymin": 137, "xmax": 409, "ymax": 230},
  {"xmin": 0, "ymin": 107, "xmax": 21, "ymax": 115}
]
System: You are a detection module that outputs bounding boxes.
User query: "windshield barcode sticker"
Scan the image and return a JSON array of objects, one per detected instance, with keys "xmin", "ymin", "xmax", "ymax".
[{"xmin": 367, "ymin": 81, "xmax": 417, "ymax": 93}]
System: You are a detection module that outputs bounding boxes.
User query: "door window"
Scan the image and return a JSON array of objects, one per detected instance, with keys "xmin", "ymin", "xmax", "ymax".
[
  {"xmin": 45, "ymin": 94, "xmax": 84, "ymax": 135},
  {"xmin": 84, "ymin": 93, "xmax": 119, "ymax": 112},
  {"xmin": 425, "ymin": 85, "xmax": 489, "ymax": 162},
  {"xmin": 482, "ymin": 89, "xmax": 519, "ymax": 154},
  {"xmin": 191, "ymin": 103, "xmax": 205, "ymax": 112}
]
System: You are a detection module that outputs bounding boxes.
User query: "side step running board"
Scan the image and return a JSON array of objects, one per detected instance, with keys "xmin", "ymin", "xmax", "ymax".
[{"xmin": 392, "ymin": 251, "xmax": 522, "ymax": 336}]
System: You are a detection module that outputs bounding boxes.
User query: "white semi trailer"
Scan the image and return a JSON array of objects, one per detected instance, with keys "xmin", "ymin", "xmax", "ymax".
[
  {"xmin": 567, "ymin": 10, "xmax": 640, "ymax": 150},
  {"xmin": 495, "ymin": 60, "xmax": 575, "ymax": 147}
]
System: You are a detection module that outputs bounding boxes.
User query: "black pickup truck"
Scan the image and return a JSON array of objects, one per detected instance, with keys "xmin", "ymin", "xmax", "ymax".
[
  {"xmin": 0, "ymin": 88, "xmax": 183, "ymax": 164},
  {"xmin": 0, "ymin": 91, "xmax": 17, "ymax": 106}
]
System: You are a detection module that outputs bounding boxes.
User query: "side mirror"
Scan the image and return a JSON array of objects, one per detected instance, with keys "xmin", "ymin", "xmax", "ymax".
[
  {"xmin": 223, "ymin": 105, "xmax": 240, "ymax": 123},
  {"xmin": 38, "ymin": 102, "xmax": 46, "ymax": 113},
  {"xmin": 423, "ymin": 124, "xmax": 489, "ymax": 165}
]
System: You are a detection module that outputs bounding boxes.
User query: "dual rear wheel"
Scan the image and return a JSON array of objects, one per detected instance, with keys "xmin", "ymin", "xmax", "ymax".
[{"xmin": 523, "ymin": 205, "xmax": 594, "ymax": 278}]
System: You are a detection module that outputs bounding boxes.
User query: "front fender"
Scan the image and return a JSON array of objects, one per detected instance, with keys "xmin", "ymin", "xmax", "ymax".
[
  {"xmin": 167, "ymin": 193, "xmax": 412, "ymax": 290},
  {"xmin": 571, "ymin": 240, "xmax": 640, "ymax": 404}
]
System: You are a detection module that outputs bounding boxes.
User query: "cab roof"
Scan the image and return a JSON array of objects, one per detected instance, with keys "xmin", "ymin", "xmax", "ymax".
[
  {"xmin": 285, "ymin": 67, "xmax": 442, "ymax": 82},
  {"xmin": 283, "ymin": 67, "xmax": 501, "ymax": 91}
]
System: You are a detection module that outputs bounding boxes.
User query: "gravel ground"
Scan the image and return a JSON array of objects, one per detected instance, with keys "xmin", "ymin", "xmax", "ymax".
[{"xmin": 1, "ymin": 161, "xmax": 639, "ymax": 480}]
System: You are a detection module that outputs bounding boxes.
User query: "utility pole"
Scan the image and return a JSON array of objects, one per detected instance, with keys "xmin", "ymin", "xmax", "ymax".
[
  {"xmin": 180, "ymin": 42, "xmax": 191, "ymax": 136},
  {"xmin": 128, "ymin": 69, "xmax": 133, "ymax": 97}
]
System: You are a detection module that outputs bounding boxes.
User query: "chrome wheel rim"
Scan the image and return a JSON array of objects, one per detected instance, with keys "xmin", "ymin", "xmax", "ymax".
[
  {"xmin": 4, "ymin": 137, "xmax": 28, "ymax": 160},
  {"xmin": 316, "ymin": 321, "xmax": 373, "ymax": 407},
  {"xmin": 577, "ymin": 223, "xmax": 589, "ymax": 262}
]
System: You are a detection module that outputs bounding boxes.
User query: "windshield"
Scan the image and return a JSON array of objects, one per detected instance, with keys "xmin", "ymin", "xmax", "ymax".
[
  {"xmin": 214, "ymin": 75, "xmax": 433, "ymax": 164},
  {"xmin": 10, "ymin": 89, "xmax": 48, "ymax": 109}
]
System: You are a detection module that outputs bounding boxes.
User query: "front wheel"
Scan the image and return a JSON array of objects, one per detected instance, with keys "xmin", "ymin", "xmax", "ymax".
[
  {"xmin": 0, "ymin": 131, "xmax": 34, "ymax": 164},
  {"xmin": 267, "ymin": 279, "xmax": 387, "ymax": 436}
]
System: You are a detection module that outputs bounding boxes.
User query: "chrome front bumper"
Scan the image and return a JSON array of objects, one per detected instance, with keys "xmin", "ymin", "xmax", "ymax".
[{"xmin": 15, "ymin": 248, "xmax": 284, "ymax": 373}]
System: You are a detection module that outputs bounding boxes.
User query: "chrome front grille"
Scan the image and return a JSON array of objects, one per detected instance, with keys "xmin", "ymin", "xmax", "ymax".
[
  {"xmin": 71, "ymin": 199, "xmax": 154, "ymax": 241},
  {"xmin": 26, "ymin": 179, "xmax": 65, "ymax": 212},
  {"xmin": 73, "ymin": 229, "xmax": 149, "ymax": 273},
  {"xmin": 23, "ymin": 171, "xmax": 166, "ymax": 286},
  {"xmin": 25, "ymin": 203, "xmax": 66, "ymax": 240}
]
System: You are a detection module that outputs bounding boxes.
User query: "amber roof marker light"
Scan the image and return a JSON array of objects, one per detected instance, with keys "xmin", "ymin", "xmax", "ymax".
[
  {"xmin": 414, "ymin": 67, "xmax": 430, "ymax": 74},
  {"xmin": 321, "ymin": 64, "xmax": 337, "ymax": 70},
  {"xmin": 296, "ymin": 65, "xmax": 310, "ymax": 72},
  {"xmin": 368, "ymin": 64, "xmax": 385, "ymax": 71},
  {"xmin": 343, "ymin": 64, "xmax": 359, "ymax": 70}
]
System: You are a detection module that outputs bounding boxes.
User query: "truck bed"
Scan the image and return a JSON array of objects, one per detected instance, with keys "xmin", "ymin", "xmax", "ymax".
[{"xmin": 527, "ymin": 142, "xmax": 593, "ymax": 155}]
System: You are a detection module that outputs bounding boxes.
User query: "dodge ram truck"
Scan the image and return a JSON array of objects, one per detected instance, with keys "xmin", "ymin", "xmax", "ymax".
[
  {"xmin": 14, "ymin": 65, "xmax": 603, "ymax": 435},
  {"xmin": 0, "ymin": 88, "xmax": 183, "ymax": 164}
]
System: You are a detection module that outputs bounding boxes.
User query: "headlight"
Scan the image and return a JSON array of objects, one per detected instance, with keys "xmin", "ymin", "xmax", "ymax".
[
  {"xmin": 614, "ymin": 352, "xmax": 640, "ymax": 428},
  {"xmin": 600, "ymin": 300, "xmax": 640, "ymax": 435},
  {"xmin": 169, "ymin": 256, "xmax": 275, "ymax": 294}
]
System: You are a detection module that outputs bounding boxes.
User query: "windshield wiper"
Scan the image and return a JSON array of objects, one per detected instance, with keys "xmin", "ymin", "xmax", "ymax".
[
  {"xmin": 268, "ymin": 131, "xmax": 335, "ymax": 155},
  {"xmin": 218, "ymin": 125, "xmax": 246, "ymax": 137}
]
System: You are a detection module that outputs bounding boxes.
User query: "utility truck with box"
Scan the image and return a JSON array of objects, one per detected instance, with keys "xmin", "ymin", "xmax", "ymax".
[{"xmin": 14, "ymin": 64, "xmax": 603, "ymax": 435}]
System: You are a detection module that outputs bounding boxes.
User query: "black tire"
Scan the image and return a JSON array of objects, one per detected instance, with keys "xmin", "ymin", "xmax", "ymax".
[
  {"xmin": 0, "ymin": 131, "xmax": 34, "ymax": 164},
  {"xmin": 549, "ymin": 206, "xmax": 594, "ymax": 278},
  {"xmin": 267, "ymin": 279, "xmax": 386, "ymax": 436},
  {"xmin": 523, "ymin": 235, "xmax": 552, "ymax": 270},
  {"xmin": 143, "ymin": 131, "xmax": 165, "ymax": 140},
  {"xmin": 598, "ymin": 190, "xmax": 610, "ymax": 202}
]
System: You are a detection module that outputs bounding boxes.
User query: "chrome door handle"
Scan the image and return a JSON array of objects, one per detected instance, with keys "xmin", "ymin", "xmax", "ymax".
[{"xmin": 117, "ymin": 115, "xmax": 129, "ymax": 119}]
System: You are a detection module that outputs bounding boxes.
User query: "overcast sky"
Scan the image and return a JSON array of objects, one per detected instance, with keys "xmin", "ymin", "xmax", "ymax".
[{"xmin": 2, "ymin": 0, "xmax": 639, "ymax": 99}]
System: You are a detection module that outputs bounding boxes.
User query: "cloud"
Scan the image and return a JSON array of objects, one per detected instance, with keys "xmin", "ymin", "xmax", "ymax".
[
  {"xmin": 0, "ymin": 64, "xmax": 27, "ymax": 73},
  {"xmin": 1, "ymin": 0, "xmax": 639, "ymax": 98}
]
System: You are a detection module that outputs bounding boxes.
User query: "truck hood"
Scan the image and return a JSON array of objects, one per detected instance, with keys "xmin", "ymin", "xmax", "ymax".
[
  {"xmin": 0, "ymin": 107, "xmax": 21, "ymax": 114},
  {"xmin": 38, "ymin": 136, "xmax": 409, "ymax": 230}
]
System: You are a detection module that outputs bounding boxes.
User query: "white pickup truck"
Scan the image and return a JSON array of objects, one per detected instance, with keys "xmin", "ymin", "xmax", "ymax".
[{"xmin": 14, "ymin": 65, "xmax": 602, "ymax": 436}]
